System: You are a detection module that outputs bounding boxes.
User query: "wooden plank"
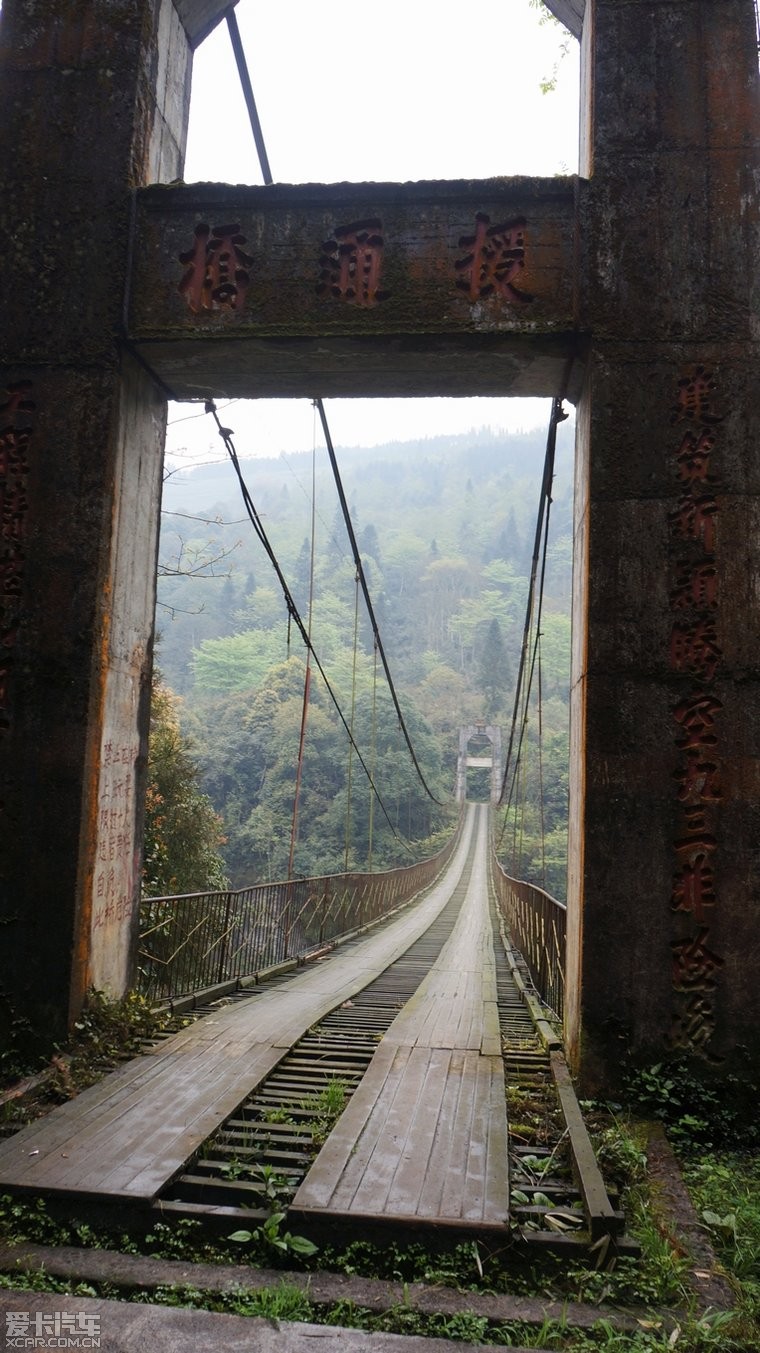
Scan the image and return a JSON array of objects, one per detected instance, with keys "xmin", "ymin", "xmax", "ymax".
[
  {"xmin": 10, "ymin": 1044, "xmax": 267, "ymax": 1195},
  {"xmin": 348, "ymin": 1047, "xmax": 433, "ymax": 1215},
  {"xmin": 328, "ymin": 1048, "xmax": 413, "ymax": 1213},
  {"xmin": 93, "ymin": 1050, "xmax": 286, "ymax": 1196},
  {"xmin": 384, "ymin": 1048, "xmax": 452, "ymax": 1217},
  {"xmin": 0, "ymin": 1053, "xmax": 185, "ymax": 1185},
  {"xmin": 483, "ymin": 1058, "xmax": 510, "ymax": 1225},
  {"xmin": 460, "ymin": 1053, "xmax": 490, "ymax": 1220},
  {"xmin": 0, "ymin": 813, "xmax": 479, "ymax": 1203},
  {"xmin": 481, "ymin": 1001, "xmax": 503, "ymax": 1058},
  {"xmin": 550, "ymin": 1050, "xmax": 621, "ymax": 1239},
  {"xmin": 416, "ymin": 1048, "xmax": 471, "ymax": 1218}
]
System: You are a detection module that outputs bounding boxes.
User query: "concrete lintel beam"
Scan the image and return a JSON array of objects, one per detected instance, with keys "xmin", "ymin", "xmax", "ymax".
[
  {"xmin": 542, "ymin": 0, "xmax": 585, "ymax": 40},
  {"xmin": 174, "ymin": 0, "xmax": 238, "ymax": 48},
  {"xmin": 127, "ymin": 176, "xmax": 586, "ymax": 401}
]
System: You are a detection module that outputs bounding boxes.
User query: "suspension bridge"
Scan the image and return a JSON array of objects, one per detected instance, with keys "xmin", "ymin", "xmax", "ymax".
[
  {"xmin": 0, "ymin": 17, "xmax": 758, "ymax": 1342},
  {"xmin": 0, "ymin": 803, "xmax": 630, "ymax": 1257}
]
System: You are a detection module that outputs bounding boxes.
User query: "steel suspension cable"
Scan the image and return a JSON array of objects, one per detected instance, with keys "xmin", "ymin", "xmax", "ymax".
[
  {"xmin": 223, "ymin": 23, "xmax": 445, "ymax": 814},
  {"xmin": 537, "ymin": 630, "xmax": 547, "ymax": 888},
  {"xmin": 512, "ymin": 605, "xmax": 534, "ymax": 873},
  {"xmin": 205, "ymin": 401, "xmax": 412, "ymax": 854},
  {"xmin": 287, "ymin": 415, "xmax": 318, "ymax": 879},
  {"xmin": 498, "ymin": 397, "xmax": 566, "ymax": 810},
  {"xmin": 225, "ymin": 8, "xmax": 273, "ymax": 186},
  {"xmin": 497, "ymin": 455, "xmax": 557, "ymax": 851},
  {"xmin": 315, "ymin": 398, "xmax": 445, "ymax": 807},
  {"xmin": 368, "ymin": 639, "xmax": 379, "ymax": 872}
]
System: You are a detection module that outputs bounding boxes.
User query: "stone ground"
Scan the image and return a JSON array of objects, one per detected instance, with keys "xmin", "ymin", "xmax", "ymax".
[
  {"xmin": 0, "ymin": 1242, "xmax": 644, "ymax": 1332},
  {"xmin": 0, "ymin": 1292, "xmax": 534, "ymax": 1353}
]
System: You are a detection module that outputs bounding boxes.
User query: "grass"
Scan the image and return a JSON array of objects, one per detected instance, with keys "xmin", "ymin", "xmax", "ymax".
[
  {"xmin": 682, "ymin": 1150, "xmax": 760, "ymax": 1333},
  {"xmin": 300, "ymin": 1077, "xmax": 348, "ymax": 1148}
]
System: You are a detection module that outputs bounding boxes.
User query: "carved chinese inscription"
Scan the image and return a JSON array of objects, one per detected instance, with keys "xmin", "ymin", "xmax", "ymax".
[
  {"xmin": 666, "ymin": 366, "xmax": 725, "ymax": 1059},
  {"xmin": 92, "ymin": 738, "xmax": 139, "ymax": 933},
  {"xmin": 179, "ymin": 222, "xmax": 253, "ymax": 313},
  {"xmin": 455, "ymin": 213, "xmax": 533, "ymax": 304},
  {"xmin": 316, "ymin": 219, "xmax": 389, "ymax": 306},
  {"xmin": 0, "ymin": 382, "xmax": 33, "ymax": 734}
]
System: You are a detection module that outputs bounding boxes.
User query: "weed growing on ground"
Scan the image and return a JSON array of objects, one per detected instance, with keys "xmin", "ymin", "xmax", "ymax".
[
  {"xmin": 229, "ymin": 1211, "xmax": 318, "ymax": 1260},
  {"xmin": 622, "ymin": 1060, "xmax": 758, "ymax": 1151},
  {"xmin": 301, "ymin": 1078, "xmax": 348, "ymax": 1148},
  {"xmin": 223, "ymin": 1281, "xmax": 314, "ymax": 1321},
  {"xmin": 143, "ymin": 1219, "xmax": 222, "ymax": 1262}
]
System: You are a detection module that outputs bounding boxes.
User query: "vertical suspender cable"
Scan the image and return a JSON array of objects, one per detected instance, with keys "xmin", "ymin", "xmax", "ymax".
[
  {"xmin": 344, "ymin": 572, "xmax": 361, "ymax": 873},
  {"xmin": 288, "ymin": 662, "xmax": 311, "ymax": 879},
  {"xmin": 514, "ymin": 640, "xmax": 532, "ymax": 875}
]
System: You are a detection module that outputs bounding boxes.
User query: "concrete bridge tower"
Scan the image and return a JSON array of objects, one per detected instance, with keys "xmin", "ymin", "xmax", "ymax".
[
  {"xmin": 0, "ymin": 0, "xmax": 757, "ymax": 1094},
  {"xmin": 456, "ymin": 726, "xmax": 503, "ymax": 805}
]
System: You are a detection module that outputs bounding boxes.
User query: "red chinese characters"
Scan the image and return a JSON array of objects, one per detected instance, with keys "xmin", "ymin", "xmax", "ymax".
[
  {"xmin": 316, "ymin": 219, "xmax": 389, "ymax": 306},
  {"xmin": 179, "ymin": 222, "xmax": 253, "ymax": 313},
  {"xmin": 0, "ymin": 382, "xmax": 33, "ymax": 733},
  {"xmin": 666, "ymin": 367, "xmax": 725, "ymax": 1059},
  {"xmin": 455, "ymin": 213, "xmax": 533, "ymax": 304},
  {"xmin": 671, "ymin": 927, "xmax": 724, "ymax": 993}
]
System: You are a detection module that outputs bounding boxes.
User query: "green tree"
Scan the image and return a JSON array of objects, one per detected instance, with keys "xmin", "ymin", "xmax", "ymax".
[
  {"xmin": 143, "ymin": 678, "xmax": 228, "ymax": 897},
  {"xmin": 477, "ymin": 618, "xmax": 511, "ymax": 720},
  {"xmin": 192, "ymin": 628, "xmax": 289, "ymax": 693},
  {"xmin": 359, "ymin": 521, "xmax": 381, "ymax": 564}
]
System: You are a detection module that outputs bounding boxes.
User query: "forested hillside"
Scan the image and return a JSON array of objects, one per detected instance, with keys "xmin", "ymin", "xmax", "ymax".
[{"xmin": 150, "ymin": 420, "xmax": 575, "ymax": 899}]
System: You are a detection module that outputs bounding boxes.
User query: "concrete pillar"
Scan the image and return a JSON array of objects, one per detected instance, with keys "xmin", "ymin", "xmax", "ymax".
[
  {"xmin": 489, "ymin": 725, "xmax": 502, "ymax": 806},
  {"xmin": 567, "ymin": 0, "xmax": 760, "ymax": 1087},
  {"xmin": 0, "ymin": 0, "xmax": 194, "ymax": 1050},
  {"xmin": 456, "ymin": 728, "xmax": 468, "ymax": 803}
]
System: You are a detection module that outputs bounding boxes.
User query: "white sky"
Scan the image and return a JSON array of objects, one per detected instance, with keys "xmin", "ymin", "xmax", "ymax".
[{"xmin": 166, "ymin": 0, "xmax": 580, "ymax": 465}]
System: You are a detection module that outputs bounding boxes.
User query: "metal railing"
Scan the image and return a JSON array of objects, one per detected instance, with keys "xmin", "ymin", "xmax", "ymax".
[
  {"xmin": 491, "ymin": 853, "xmax": 566, "ymax": 1019},
  {"xmin": 138, "ymin": 827, "xmax": 461, "ymax": 1004}
]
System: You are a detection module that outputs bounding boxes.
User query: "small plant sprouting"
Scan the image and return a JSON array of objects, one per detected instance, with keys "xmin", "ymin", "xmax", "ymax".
[
  {"xmin": 229, "ymin": 1212, "xmax": 318, "ymax": 1259},
  {"xmin": 302, "ymin": 1078, "xmax": 348, "ymax": 1148}
]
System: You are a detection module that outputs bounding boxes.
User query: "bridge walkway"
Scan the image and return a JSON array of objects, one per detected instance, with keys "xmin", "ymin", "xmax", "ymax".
[
  {"xmin": 292, "ymin": 806, "xmax": 508, "ymax": 1229},
  {"xmin": 0, "ymin": 807, "xmax": 508, "ymax": 1230}
]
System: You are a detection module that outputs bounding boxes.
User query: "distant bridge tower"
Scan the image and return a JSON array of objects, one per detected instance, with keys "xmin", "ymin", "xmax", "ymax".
[{"xmin": 457, "ymin": 725, "xmax": 502, "ymax": 805}]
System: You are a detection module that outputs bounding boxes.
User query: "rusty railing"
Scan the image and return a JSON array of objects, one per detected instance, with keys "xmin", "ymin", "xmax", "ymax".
[
  {"xmin": 491, "ymin": 854, "xmax": 566, "ymax": 1019},
  {"xmin": 139, "ymin": 827, "xmax": 461, "ymax": 1004}
]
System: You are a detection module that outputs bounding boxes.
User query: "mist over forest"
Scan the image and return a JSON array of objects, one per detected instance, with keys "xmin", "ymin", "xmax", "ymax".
[{"xmin": 147, "ymin": 421, "xmax": 575, "ymax": 902}]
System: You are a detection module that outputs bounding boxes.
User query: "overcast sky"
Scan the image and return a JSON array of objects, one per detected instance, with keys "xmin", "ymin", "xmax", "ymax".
[{"xmin": 166, "ymin": 0, "xmax": 580, "ymax": 465}]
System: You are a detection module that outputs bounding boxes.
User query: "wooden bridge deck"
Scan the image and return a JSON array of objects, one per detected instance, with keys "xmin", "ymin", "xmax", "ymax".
[
  {"xmin": 0, "ymin": 807, "xmax": 509, "ymax": 1232},
  {"xmin": 293, "ymin": 809, "xmax": 509, "ymax": 1229}
]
